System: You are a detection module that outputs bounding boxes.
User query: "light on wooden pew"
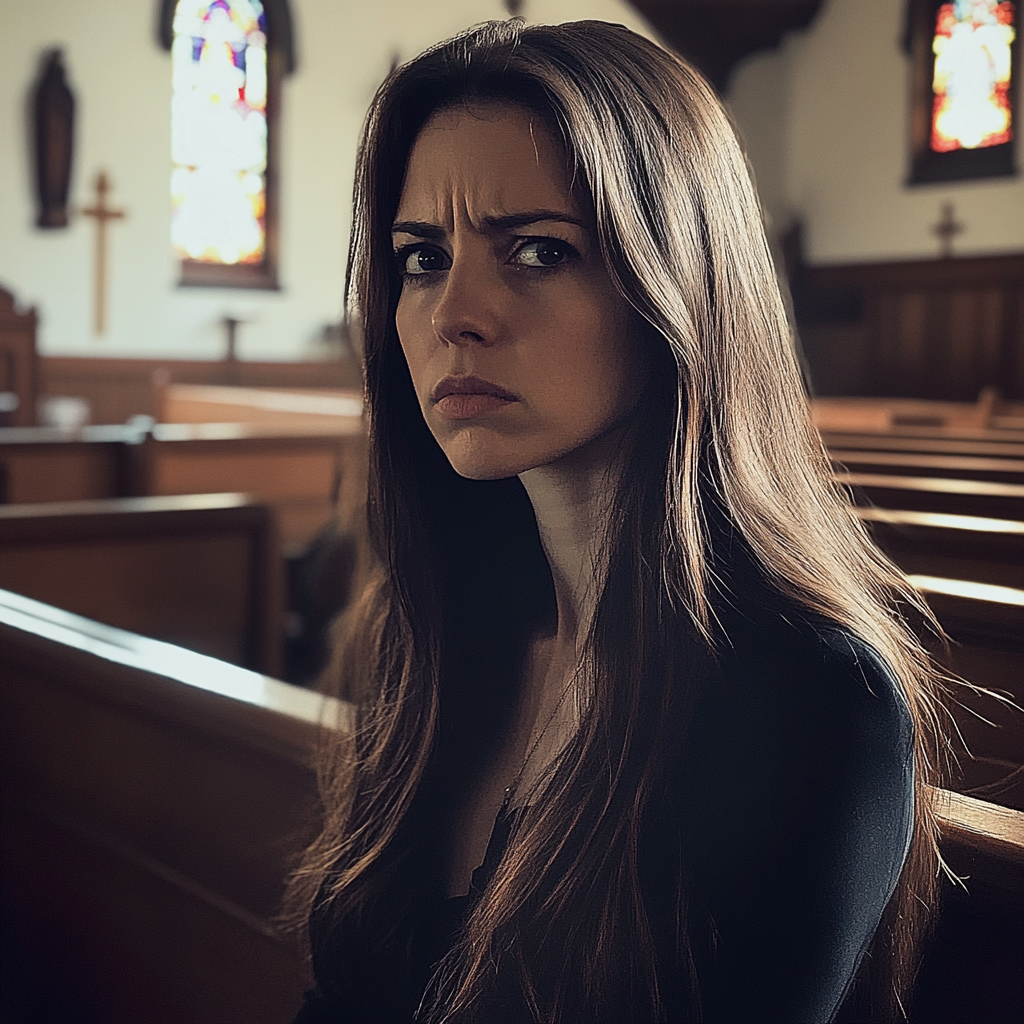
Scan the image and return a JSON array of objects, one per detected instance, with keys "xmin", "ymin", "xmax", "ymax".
[
  {"xmin": 0, "ymin": 588, "xmax": 349, "ymax": 729},
  {"xmin": 856, "ymin": 507, "xmax": 1024, "ymax": 534},
  {"xmin": 908, "ymin": 575, "xmax": 1024, "ymax": 607},
  {"xmin": 835, "ymin": 471, "xmax": 1024, "ymax": 498},
  {"xmin": 164, "ymin": 384, "xmax": 364, "ymax": 420}
]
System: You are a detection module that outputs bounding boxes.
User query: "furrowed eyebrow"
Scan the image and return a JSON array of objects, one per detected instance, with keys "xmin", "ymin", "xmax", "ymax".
[
  {"xmin": 391, "ymin": 210, "xmax": 585, "ymax": 238},
  {"xmin": 482, "ymin": 210, "xmax": 585, "ymax": 232},
  {"xmin": 391, "ymin": 221, "xmax": 446, "ymax": 239}
]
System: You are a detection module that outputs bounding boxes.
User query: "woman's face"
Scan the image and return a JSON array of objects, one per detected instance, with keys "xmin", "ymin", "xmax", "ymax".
[{"xmin": 393, "ymin": 101, "xmax": 645, "ymax": 481}]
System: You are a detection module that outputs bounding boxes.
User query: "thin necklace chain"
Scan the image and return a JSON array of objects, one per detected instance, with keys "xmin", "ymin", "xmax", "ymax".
[{"xmin": 503, "ymin": 674, "xmax": 576, "ymax": 811}]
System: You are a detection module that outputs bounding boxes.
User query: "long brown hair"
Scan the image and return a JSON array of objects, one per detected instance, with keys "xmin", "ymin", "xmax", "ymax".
[{"xmin": 287, "ymin": 19, "xmax": 943, "ymax": 1022}]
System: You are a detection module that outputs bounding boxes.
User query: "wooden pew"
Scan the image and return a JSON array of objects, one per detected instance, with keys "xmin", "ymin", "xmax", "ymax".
[
  {"xmin": 0, "ymin": 424, "xmax": 141, "ymax": 504},
  {"xmin": 824, "ymin": 432, "xmax": 1024, "ymax": 457},
  {"xmin": 0, "ymin": 286, "xmax": 39, "ymax": 427},
  {"xmin": 836, "ymin": 472, "xmax": 1024, "ymax": 521},
  {"xmin": 1, "ymin": 590, "xmax": 1020, "ymax": 1023},
  {"xmin": 158, "ymin": 383, "xmax": 363, "ymax": 433},
  {"xmin": 139, "ymin": 423, "xmax": 365, "ymax": 553},
  {"xmin": 812, "ymin": 394, "xmax": 1024, "ymax": 436},
  {"xmin": 910, "ymin": 576, "xmax": 1024, "ymax": 810},
  {"xmin": 0, "ymin": 421, "xmax": 366, "ymax": 552},
  {"xmin": 39, "ymin": 354, "xmax": 362, "ymax": 427},
  {"xmin": 909, "ymin": 790, "xmax": 1024, "ymax": 1024},
  {"xmin": 858, "ymin": 507, "xmax": 1024, "ymax": 589},
  {"xmin": 0, "ymin": 493, "xmax": 283, "ymax": 677},
  {"xmin": 0, "ymin": 588, "xmax": 347, "ymax": 1024},
  {"xmin": 831, "ymin": 449, "xmax": 1024, "ymax": 486},
  {"xmin": 820, "ymin": 407, "xmax": 1024, "ymax": 490}
]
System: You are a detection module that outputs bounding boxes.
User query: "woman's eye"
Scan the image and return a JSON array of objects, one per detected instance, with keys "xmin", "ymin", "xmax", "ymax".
[
  {"xmin": 511, "ymin": 239, "xmax": 577, "ymax": 268},
  {"xmin": 396, "ymin": 245, "xmax": 450, "ymax": 276}
]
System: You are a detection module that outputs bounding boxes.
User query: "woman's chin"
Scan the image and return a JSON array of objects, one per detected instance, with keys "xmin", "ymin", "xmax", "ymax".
[
  {"xmin": 447, "ymin": 457, "xmax": 527, "ymax": 482},
  {"xmin": 440, "ymin": 440, "xmax": 540, "ymax": 482}
]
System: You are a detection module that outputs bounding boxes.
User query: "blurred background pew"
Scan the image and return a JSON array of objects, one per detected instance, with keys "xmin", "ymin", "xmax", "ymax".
[{"xmin": 0, "ymin": 493, "xmax": 283, "ymax": 677}]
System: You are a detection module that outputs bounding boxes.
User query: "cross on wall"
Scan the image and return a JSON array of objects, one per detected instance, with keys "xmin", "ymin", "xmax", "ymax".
[
  {"xmin": 931, "ymin": 201, "xmax": 964, "ymax": 259},
  {"xmin": 80, "ymin": 171, "xmax": 126, "ymax": 335}
]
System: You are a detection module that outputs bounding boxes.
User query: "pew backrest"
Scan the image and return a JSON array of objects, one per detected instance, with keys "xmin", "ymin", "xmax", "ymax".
[
  {"xmin": 139, "ymin": 424, "xmax": 365, "ymax": 552},
  {"xmin": 859, "ymin": 507, "xmax": 1024, "ymax": 589},
  {"xmin": 0, "ymin": 492, "xmax": 284, "ymax": 675},
  {"xmin": 0, "ymin": 423, "xmax": 367, "ymax": 551},
  {"xmin": 831, "ymin": 448, "xmax": 1024, "ymax": 485},
  {"xmin": 0, "ymin": 589, "xmax": 348, "ymax": 1024},
  {"xmin": 837, "ymin": 471, "xmax": 1024, "ymax": 521},
  {"xmin": 159, "ymin": 383, "xmax": 363, "ymax": 432},
  {"xmin": 0, "ymin": 424, "xmax": 142, "ymax": 503}
]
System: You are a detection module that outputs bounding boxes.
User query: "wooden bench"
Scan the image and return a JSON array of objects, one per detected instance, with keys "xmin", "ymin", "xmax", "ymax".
[
  {"xmin": 0, "ymin": 421, "xmax": 366, "ymax": 552},
  {"xmin": 0, "ymin": 286, "xmax": 39, "ymax": 428},
  {"xmin": 830, "ymin": 449, "xmax": 1024, "ymax": 486},
  {"xmin": 824, "ymin": 432, "xmax": 1024, "ymax": 457},
  {"xmin": 0, "ymin": 494, "xmax": 283, "ymax": 676},
  {"xmin": 158, "ymin": 383, "xmax": 363, "ymax": 432},
  {"xmin": 836, "ymin": 472, "xmax": 1024, "ymax": 521},
  {"xmin": 909, "ymin": 790, "xmax": 1024, "ymax": 1024},
  {"xmin": 2, "ymin": 591, "xmax": 1020, "ymax": 1023},
  {"xmin": 139, "ymin": 423, "xmax": 365, "ymax": 554},
  {"xmin": 1, "ymin": 588, "xmax": 348, "ymax": 1024},
  {"xmin": 909, "ymin": 577, "xmax": 1024, "ymax": 810},
  {"xmin": 812, "ymin": 394, "xmax": 1024, "ymax": 435},
  {"xmin": 39, "ymin": 354, "xmax": 362, "ymax": 427},
  {"xmin": 859, "ymin": 508, "xmax": 1024, "ymax": 590},
  {"xmin": 0, "ymin": 423, "xmax": 141, "ymax": 504}
]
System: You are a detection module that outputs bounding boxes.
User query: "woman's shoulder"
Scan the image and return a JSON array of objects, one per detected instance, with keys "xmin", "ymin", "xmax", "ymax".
[
  {"xmin": 678, "ymin": 607, "xmax": 917, "ymax": 1022},
  {"xmin": 684, "ymin": 605, "xmax": 915, "ymax": 817},
  {"xmin": 715, "ymin": 604, "xmax": 909, "ymax": 728}
]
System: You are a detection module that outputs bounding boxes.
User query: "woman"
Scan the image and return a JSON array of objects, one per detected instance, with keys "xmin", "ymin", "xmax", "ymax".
[{"xmin": 288, "ymin": 19, "xmax": 943, "ymax": 1023}]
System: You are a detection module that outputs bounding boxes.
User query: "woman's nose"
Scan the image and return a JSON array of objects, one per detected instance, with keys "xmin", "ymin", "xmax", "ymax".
[{"xmin": 430, "ymin": 253, "xmax": 502, "ymax": 347}]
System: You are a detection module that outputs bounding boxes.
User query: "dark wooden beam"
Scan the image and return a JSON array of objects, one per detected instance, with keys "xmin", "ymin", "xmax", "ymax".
[{"xmin": 628, "ymin": 0, "xmax": 823, "ymax": 91}]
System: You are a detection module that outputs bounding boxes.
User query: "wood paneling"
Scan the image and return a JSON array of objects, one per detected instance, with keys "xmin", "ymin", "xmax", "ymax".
[{"xmin": 788, "ymin": 244, "xmax": 1024, "ymax": 401}]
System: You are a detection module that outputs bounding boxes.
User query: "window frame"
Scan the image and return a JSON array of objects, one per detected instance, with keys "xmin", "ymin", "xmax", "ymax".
[
  {"xmin": 905, "ymin": 0, "xmax": 1019, "ymax": 185},
  {"xmin": 158, "ymin": 0, "xmax": 294, "ymax": 290}
]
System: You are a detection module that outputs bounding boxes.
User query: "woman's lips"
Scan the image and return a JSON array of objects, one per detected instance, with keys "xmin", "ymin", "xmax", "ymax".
[{"xmin": 432, "ymin": 375, "xmax": 520, "ymax": 420}]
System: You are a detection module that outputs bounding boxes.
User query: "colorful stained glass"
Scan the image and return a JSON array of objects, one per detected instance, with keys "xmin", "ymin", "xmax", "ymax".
[
  {"xmin": 171, "ymin": 0, "xmax": 268, "ymax": 265},
  {"xmin": 931, "ymin": 0, "xmax": 1016, "ymax": 152}
]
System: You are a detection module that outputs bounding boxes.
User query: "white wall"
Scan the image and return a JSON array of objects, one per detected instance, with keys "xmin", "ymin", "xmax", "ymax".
[
  {"xmin": 728, "ymin": 0, "xmax": 1024, "ymax": 264},
  {"xmin": 12, "ymin": 0, "xmax": 1010, "ymax": 360},
  {"xmin": 0, "ymin": 0, "xmax": 653, "ymax": 361}
]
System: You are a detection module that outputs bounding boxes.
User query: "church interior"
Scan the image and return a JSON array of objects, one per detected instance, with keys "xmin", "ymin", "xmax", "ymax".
[{"xmin": 1, "ymin": 0, "xmax": 1022, "ymax": 1021}]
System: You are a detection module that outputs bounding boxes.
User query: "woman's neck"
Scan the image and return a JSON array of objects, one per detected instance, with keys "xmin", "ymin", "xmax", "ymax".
[{"xmin": 518, "ymin": 425, "xmax": 625, "ymax": 650}]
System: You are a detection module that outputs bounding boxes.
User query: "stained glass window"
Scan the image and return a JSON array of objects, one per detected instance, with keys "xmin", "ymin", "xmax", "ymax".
[
  {"xmin": 171, "ymin": 0, "xmax": 268, "ymax": 267},
  {"xmin": 930, "ymin": 0, "xmax": 1016, "ymax": 153}
]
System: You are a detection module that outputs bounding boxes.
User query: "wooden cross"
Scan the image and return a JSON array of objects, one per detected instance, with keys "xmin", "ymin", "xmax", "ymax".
[
  {"xmin": 931, "ymin": 201, "xmax": 964, "ymax": 259},
  {"xmin": 80, "ymin": 171, "xmax": 126, "ymax": 334},
  {"xmin": 223, "ymin": 315, "xmax": 247, "ymax": 360},
  {"xmin": 222, "ymin": 315, "xmax": 248, "ymax": 382}
]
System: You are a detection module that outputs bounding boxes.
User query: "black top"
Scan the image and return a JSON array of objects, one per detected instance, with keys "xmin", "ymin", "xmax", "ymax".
[{"xmin": 295, "ymin": 618, "xmax": 915, "ymax": 1023}]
